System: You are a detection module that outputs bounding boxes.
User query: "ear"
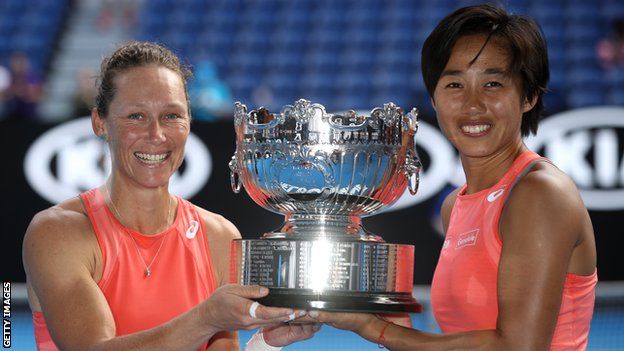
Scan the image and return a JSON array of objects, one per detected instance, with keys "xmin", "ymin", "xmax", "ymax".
[
  {"xmin": 430, "ymin": 97, "xmax": 437, "ymax": 112},
  {"xmin": 91, "ymin": 108, "xmax": 107, "ymax": 140},
  {"xmin": 522, "ymin": 95, "xmax": 538, "ymax": 114}
]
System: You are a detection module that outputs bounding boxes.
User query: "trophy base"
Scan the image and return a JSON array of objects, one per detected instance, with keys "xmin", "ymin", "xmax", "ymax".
[
  {"xmin": 231, "ymin": 238, "xmax": 420, "ymax": 313},
  {"xmin": 258, "ymin": 288, "xmax": 422, "ymax": 313}
]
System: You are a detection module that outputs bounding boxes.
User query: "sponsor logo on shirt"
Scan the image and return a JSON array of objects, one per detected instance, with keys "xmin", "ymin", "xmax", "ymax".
[
  {"xmin": 186, "ymin": 220, "xmax": 199, "ymax": 239},
  {"xmin": 456, "ymin": 229, "xmax": 479, "ymax": 249},
  {"xmin": 487, "ymin": 188, "xmax": 505, "ymax": 202}
]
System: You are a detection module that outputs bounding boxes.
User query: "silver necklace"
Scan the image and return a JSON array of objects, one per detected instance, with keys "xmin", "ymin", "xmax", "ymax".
[{"xmin": 105, "ymin": 184, "xmax": 172, "ymax": 277}]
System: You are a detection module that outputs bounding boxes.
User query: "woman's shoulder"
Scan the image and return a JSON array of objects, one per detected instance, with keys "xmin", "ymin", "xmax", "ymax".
[
  {"xmin": 505, "ymin": 161, "xmax": 587, "ymax": 225},
  {"xmin": 441, "ymin": 187, "xmax": 461, "ymax": 215},
  {"xmin": 516, "ymin": 161, "xmax": 581, "ymax": 204},
  {"xmin": 25, "ymin": 197, "xmax": 95, "ymax": 249},
  {"xmin": 191, "ymin": 204, "xmax": 241, "ymax": 241},
  {"xmin": 23, "ymin": 197, "xmax": 100, "ymax": 286},
  {"xmin": 439, "ymin": 187, "xmax": 462, "ymax": 235},
  {"xmin": 190, "ymin": 204, "xmax": 242, "ymax": 286}
]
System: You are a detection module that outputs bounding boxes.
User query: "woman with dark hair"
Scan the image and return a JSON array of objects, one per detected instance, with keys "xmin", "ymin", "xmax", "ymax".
[
  {"xmin": 310, "ymin": 5, "xmax": 597, "ymax": 350},
  {"xmin": 23, "ymin": 41, "xmax": 318, "ymax": 351}
]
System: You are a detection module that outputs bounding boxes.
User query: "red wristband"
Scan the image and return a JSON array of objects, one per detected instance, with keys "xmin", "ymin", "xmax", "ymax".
[{"xmin": 377, "ymin": 320, "xmax": 391, "ymax": 349}]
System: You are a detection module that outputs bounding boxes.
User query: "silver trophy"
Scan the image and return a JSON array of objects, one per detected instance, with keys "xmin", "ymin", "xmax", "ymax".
[{"xmin": 229, "ymin": 99, "xmax": 422, "ymax": 312}]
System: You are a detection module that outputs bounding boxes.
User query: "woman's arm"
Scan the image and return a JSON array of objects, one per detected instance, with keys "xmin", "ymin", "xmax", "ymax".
[
  {"xmin": 199, "ymin": 207, "xmax": 320, "ymax": 350},
  {"xmin": 312, "ymin": 167, "xmax": 589, "ymax": 351},
  {"xmin": 201, "ymin": 209, "xmax": 243, "ymax": 350},
  {"xmin": 24, "ymin": 205, "xmax": 295, "ymax": 351}
]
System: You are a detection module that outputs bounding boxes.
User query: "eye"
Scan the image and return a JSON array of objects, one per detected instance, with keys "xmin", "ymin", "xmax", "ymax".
[
  {"xmin": 128, "ymin": 113, "xmax": 143, "ymax": 120},
  {"xmin": 445, "ymin": 82, "xmax": 462, "ymax": 89},
  {"xmin": 164, "ymin": 113, "xmax": 182, "ymax": 120},
  {"xmin": 485, "ymin": 81, "xmax": 503, "ymax": 88}
]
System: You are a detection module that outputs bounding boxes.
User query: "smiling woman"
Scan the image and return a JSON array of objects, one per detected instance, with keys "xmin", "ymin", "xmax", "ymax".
[
  {"xmin": 310, "ymin": 5, "xmax": 597, "ymax": 351},
  {"xmin": 92, "ymin": 64, "xmax": 192, "ymax": 193},
  {"xmin": 22, "ymin": 41, "xmax": 319, "ymax": 351},
  {"xmin": 430, "ymin": 34, "xmax": 532, "ymax": 162}
]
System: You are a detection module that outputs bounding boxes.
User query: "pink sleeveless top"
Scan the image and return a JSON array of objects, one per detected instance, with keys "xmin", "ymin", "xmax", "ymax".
[
  {"xmin": 430, "ymin": 151, "xmax": 597, "ymax": 350},
  {"xmin": 33, "ymin": 188, "xmax": 218, "ymax": 350}
]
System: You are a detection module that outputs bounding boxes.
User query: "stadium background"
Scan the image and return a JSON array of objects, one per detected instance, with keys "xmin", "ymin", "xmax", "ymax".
[{"xmin": 1, "ymin": 0, "xmax": 623, "ymax": 349}]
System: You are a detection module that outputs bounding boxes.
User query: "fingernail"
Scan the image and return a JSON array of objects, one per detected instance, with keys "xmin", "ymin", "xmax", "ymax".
[
  {"xmin": 259, "ymin": 287, "xmax": 269, "ymax": 295},
  {"xmin": 298, "ymin": 310, "xmax": 307, "ymax": 316},
  {"xmin": 287, "ymin": 312, "xmax": 297, "ymax": 321},
  {"xmin": 309, "ymin": 310, "xmax": 319, "ymax": 318}
]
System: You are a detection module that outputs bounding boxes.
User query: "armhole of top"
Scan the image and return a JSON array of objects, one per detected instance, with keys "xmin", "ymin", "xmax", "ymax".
[
  {"xmin": 77, "ymin": 195, "xmax": 88, "ymax": 216},
  {"xmin": 494, "ymin": 158, "xmax": 551, "ymax": 245},
  {"xmin": 187, "ymin": 203, "xmax": 219, "ymax": 293},
  {"xmin": 79, "ymin": 191, "xmax": 110, "ymax": 288},
  {"xmin": 503, "ymin": 158, "xmax": 551, "ymax": 206},
  {"xmin": 443, "ymin": 189, "xmax": 461, "ymax": 237},
  {"xmin": 198, "ymin": 210, "xmax": 218, "ymax": 290}
]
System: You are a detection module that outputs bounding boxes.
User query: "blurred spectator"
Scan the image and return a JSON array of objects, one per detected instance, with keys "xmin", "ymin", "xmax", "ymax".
[
  {"xmin": 252, "ymin": 85, "xmax": 276, "ymax": 109},
  {"xmin": 597, "ymin": 18, "xmax": 624, "ymax": 70},
  {"xmin": 188, "ymin": 60, "xmax": 233, "ymax": 121},
  {"xmin": 2, "ymin": 53, "xmax": 42, "ymax": 121},
  {"xmin": 0, "ymin": 64, "xmax": 10, "ymax": 119},
  {"xmin": 96, "ymin": 0, "xmax": 139, "ymax": 32},
  {"xmin": 71, "ymin": 68, "xmax": 97, "ymax": 118}
]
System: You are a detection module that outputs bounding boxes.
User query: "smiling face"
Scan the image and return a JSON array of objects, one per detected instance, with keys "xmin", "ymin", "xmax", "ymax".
[
  {"xmin": 432, "ymin": 34, "xmax": 536, "ymax": 160},
  {"xmin": 94, "ymin": 64, "xmax": 191, "ymax": 189}
]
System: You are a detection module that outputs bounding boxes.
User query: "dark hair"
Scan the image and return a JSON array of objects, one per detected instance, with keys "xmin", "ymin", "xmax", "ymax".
[
  {"xmin": 421, "ymin": 4, "xmax": 549, "ymax": 137},
  {"xmin": 95, "ymin": 41, "xmax": 193, "ymax": 117}
]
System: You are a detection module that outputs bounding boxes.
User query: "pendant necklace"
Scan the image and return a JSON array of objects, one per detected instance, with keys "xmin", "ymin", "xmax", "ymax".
[{"xmin": 105, "ymin": 184, "xmax": 172, "ymax": 277}]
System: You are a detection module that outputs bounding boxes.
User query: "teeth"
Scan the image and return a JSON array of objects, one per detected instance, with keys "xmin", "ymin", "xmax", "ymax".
[
  {"xmin": 461, "ymin": 124, "xmax": 490, "ymax": 134},
  {"xmin": 135, "ymin": 152, "xmax": 169, "ymax": 164}
]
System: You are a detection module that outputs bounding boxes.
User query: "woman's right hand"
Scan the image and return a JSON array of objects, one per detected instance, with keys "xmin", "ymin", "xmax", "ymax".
[
  {"xmin": 308, "ymin": 310, "xmax": 378, "ymax": 334},
  {"xmin": 200, "ymin": 284, "xmax": 303, "ymax": 332}
]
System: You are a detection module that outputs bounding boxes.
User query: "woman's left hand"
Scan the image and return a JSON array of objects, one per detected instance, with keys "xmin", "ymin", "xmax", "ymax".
[{"xmin": 262, "ymin": 322, "xmax": 321, "ymax": 347}]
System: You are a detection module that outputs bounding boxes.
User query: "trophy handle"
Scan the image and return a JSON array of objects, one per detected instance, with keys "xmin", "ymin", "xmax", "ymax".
[
  {"xmin": 229, "ymin": 155, "xmax": 242, "ymax": 193},
  {"xmin": 405, "ymin": 149, "xmax": 421, "ymax": 196},
  {"xmin": 247, "ymin": 116, "xmax": 282, "ymax": 130},
  {"xmin": 328, "ymin": 110, "xmax": 368, "ymax": 131},
  {"xmin": 407, "ymin": 169, "xmax": 420, "ymax": 195}
]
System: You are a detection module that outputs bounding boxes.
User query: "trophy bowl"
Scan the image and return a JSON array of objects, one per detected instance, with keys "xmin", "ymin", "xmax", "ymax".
[{"xmin": 229, "ymin": 99, "xmax": 422, "ymax": 313}]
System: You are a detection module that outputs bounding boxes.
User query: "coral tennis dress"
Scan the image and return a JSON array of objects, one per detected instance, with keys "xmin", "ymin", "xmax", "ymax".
[
  {"xmin": 33, "ymin": 188, "xmax": 218, "ymax": 350},
  {"xmin": 431, "ymin": 151, "xmax": 597, "ymax": 350}
]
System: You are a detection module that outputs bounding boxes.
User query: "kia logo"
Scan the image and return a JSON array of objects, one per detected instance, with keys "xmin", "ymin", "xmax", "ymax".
[
  {"xmin": 526, "ymin": 106, "xmax": 624, "ymax": 211},
  {"xmin": 391, "ymin": 106, "xmax": 624, "ymax": 212},
  {"xmin": 24, "ymin": 117, "xmax": 212, "ymax": 204},
  {"xmin": 24, "ymin": 107, "xmax": 624, "ymax": 211}
]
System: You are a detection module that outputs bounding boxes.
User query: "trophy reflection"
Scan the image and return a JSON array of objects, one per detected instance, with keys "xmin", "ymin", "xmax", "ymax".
[{"xmin": 229, "ymin": 99, "xmax": 422, "ymax": 312}]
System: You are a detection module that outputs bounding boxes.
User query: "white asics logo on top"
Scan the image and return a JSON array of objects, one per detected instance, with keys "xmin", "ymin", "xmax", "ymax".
[
  {"xmin": 186, "ymin": 220, "xmax": 199, "ymax": 239},
  {"xmin": 487, "ymin": 188, "xmax": 505, "ymax": 202}
]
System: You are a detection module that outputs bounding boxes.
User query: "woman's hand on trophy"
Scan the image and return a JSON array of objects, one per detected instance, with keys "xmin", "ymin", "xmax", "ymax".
[
  {"xmin": 200, "ymin": 284, "xmax": 306, "ymax": 332},
  {"xmin": 262, "ymin": 322, "xmax": 321, "ymax": 347},
  {"xmin": 308, "ymin": 310, "xmax": 378, "ymax": 334}
]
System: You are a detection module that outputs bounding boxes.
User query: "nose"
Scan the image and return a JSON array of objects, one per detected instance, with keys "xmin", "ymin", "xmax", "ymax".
[
  {"xmin": 147, "ymin": 118, "xmax": 166, "ymax": 143},
  {"xmin": 461, "ymin": 88, "xmax": 486, "ymax": 116}
]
